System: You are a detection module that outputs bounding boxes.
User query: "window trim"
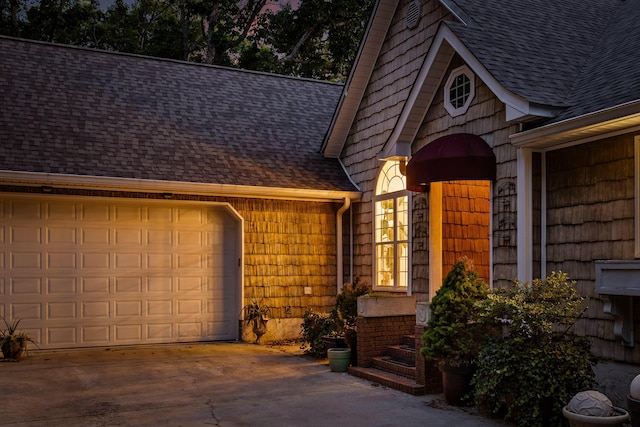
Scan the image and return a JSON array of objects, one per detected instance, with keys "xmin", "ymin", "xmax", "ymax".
[
  {"xmin": 444, "ymin": 64, "xmax": 475, "ymax": 117},
  {"xmin": 373, "ymin": 161, "xmax": 411, "ymax": 292}
]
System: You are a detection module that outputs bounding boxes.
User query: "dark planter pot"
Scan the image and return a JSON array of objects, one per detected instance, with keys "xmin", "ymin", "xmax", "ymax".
[
  {"xmin": 322, "ymin": 335, "xmax": 347, "ymax": 350},
  {"xmin": 628, "ymin": 395, "xmax": 640, "ymax": 427},
  {"xmin": 439, "ymin": 363, "xmax": 475, "ymax": 406},
  {"xmin": 1, "ymin": 340, "xmax": 26, "ymax": 360},
  {"xmin": 344, "ymin": 330, "xmax": 358, "ymax": 366}
]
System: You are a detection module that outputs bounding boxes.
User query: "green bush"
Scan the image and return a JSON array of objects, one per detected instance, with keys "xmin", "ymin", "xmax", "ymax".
[
  {"xmin": 300, "ymin": 308, "xmax": 342, "ymax": 358},
  {"xmin": 472, "ymin": 271, "xmax": 596, "ymax": 427},
  {"xmin": 420, "ymin": 258, "xmax": 489, "ymax": 368}
]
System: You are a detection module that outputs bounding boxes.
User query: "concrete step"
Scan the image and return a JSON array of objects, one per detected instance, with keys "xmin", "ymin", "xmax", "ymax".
[{"xmin": 349, "ymin": 366, "xmax": 425, "ymax": 395}]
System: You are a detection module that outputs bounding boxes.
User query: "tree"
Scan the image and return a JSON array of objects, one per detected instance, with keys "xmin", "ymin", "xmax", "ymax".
[
  {"xmin": 244, "ymin": 0, "xmax": 373, "ymax": 80},
  {"xmin": 0, "ymin": 0, "xmax": 25, "ymax": 36},
  {"xmin": 1, "ymin": 0, "xmax": 374, "ymax": 82}
]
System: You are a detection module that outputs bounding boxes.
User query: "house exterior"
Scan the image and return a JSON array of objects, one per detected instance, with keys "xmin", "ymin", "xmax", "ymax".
[
  {"xmin": 0, "ymin": 36, "xmax": 360, "ymax": 349},
  {"xmin": 323, "ymin": 0, "xmax": 640, "ymax": 403}
]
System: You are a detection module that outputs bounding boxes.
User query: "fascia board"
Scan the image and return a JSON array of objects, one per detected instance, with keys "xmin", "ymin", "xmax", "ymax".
[
  {"xmin": 0, "ymin": 171, "xmax": 362, "ymax": 202},
  {"xmin": 511, "ymin": 100, "xmax": 640, "ymax": 149}
]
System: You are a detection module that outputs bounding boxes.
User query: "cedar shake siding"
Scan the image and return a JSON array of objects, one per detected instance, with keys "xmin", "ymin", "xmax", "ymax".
[{"xmin": 546, "ymin": 134, "xmax": 640, "ymax": 363}]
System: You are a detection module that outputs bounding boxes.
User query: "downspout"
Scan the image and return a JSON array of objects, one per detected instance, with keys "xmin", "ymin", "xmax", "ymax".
[{"xmin": 336, "ymin": 197, "xmax": 351, "ymax": 293}]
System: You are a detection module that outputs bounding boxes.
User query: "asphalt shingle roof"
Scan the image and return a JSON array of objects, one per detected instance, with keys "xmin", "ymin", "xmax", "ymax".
[
  {"xmin": 0, "ymin": 37, "xmax": 356, "ymax": 193},
  {"xmin": 444, "ymin": 0, "xmax": 640, "ymax": 121}
]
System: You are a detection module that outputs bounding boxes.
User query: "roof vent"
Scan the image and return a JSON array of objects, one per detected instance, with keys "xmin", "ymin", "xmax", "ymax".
[{"xmin": 406, "ymin": 0, "xmax": 422, "ymax": 29}]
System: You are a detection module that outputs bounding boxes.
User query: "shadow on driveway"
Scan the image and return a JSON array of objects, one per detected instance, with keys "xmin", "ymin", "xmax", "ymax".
[{"xmin": 3, "ymin": 342, "xmax": 508, "ymax": 426}]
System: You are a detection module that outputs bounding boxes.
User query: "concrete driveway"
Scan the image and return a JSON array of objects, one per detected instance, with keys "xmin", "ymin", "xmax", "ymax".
[{"xmin": 3, "ymin": 342, "xmax": 508, "ymax": 426}]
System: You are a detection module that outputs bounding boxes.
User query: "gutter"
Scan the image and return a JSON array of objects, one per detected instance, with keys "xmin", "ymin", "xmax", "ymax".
[
  {"xmin": 0, "ymin": 171, "xmax": 361, "ymax": 203},
  {"xmin": 336, "ymin": 197, "xmax": 351, "ymax": 293}
]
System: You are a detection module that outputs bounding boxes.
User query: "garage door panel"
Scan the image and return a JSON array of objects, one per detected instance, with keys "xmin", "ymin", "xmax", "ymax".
[
  {"xmin": 147, "ymin": 300, "xmax": 172, "ymax": 316},
  {"xmin": 47, "ymin": 252, "xmax": 77, "ymax": 269},
  {"xmin": 177, "ymin": 277, "xmax": 202, "ymax": 292},
  {"xmin": 177, "ymin": 322, "xmax": 202, "ymax": 339},
  {"xmin": 47, "ymin": 227, "xmax": 77, "ymax": 245},
  {"xmin": 115, "ymin": 253, "xmax": 142, "ymax": 269},
  {"xmin": 47, "ymin": 277, "xmax": 77, "ymax": 294},
  {"xmin": 114, "ymin": 205, "xmax": 142, "ymax": 223},
  {"xmin": 114, "ymin": 229, "xmax": 143, "ymax": 246},
  {"xmin": 81, "ymin": 204, "xmax": 111, "ymax": 222},
  {"xmin": 115, "ymin": 277, "xmax": 142, "ymax": 293},
  {"xmin": 0, "ymin": 197, "xmax": 240, "ymax": 349},
  {"xmin": 147, "ymin": 323, "xmax": 172, "ymax": 340},
  {"xmin": 48, "ymin": 302, "xmax": 77, "ymax": 320},
  {"xmin": 11, "ymin": 252, "xmax": 42, "ymax": 269},
  {"xmin": 147, "ymin": 229, "xmax": 172, "ymax": 246},
  {"xmin": 176, "ymin": 208, "xmax": 202, "ymax": 224},
  {"xmin": 82, "ymin": 277, "xmax": 110, "ymax": 294},
  {"xmin": 11, "ymin": 226, "xmax": 41, "ymax": 244},
  {"xmin": 82, "ymin": 253, "xmax": 110, "ymax": 269},
  {"xmin": 82, "ymin": 228, "xmax": 110, "ymax": 245},
  {"xmin": 12, "ymin": 302, "xmax": 41, "ymax": 320},
  {"xmin": 10, "ymin": 200, "xmax": 42, "ymax": 220},
  {"xmin": 115, "ymin": 324, "xmax": 142, "ymax": 341},
  {"xmin": 83, "ymin": 326, "xmax": 110, "ymax": 343},
  {"xmin": 82, "ymin": 301, "xmax": 110, "ymax": 318},
  {"xmin": 10, "ymin": 277, "xmax": 42, "ymax": 294},
  {"xmin": 177, "ymin": 299, "xmax": 202, "ymax": 315},
  {"xmin": 147, "ymin": 277, "xmax": 172, "ymax": 293},
  {"xmin": 147, "ymin": 253, "xmax": 172, "ymax": 269}
]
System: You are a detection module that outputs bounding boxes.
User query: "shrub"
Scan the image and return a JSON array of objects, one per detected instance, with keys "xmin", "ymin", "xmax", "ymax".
[
  {"xmin": 420, "ymin": 257, "xmax": 489, "ymax": 368},
  {"xmin": 472, "ymin": 271, "xmax": 596, "ymax": 427},
  {"xmin": 300, "ymin": 308, "xmax": 342, "ymax": 358}
]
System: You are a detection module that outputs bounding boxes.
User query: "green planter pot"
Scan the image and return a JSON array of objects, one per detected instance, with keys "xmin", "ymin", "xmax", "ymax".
[{"xmin": 327, "ymin": 348, "xmax": 351, "ymax": 372}]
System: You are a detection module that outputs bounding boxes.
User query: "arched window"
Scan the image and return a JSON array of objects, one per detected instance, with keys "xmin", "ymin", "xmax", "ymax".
[{"xmin": 374, "ymin": 161, "xmax": 409, "ymax": 291}]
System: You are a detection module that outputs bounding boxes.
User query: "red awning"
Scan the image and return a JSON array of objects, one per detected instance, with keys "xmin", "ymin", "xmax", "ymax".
[{"xmin": 406, "ymin": 133, "xmax": 496, "ymax": 192}]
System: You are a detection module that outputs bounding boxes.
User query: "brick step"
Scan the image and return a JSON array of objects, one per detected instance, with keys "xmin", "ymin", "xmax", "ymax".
[
  {"xmin": 372, "ymin": 356, "xmax": 417, "ymax": 378},
  {"xmin": 400, "ymin": 334, "xmax": 416, "ymax": 348},
  {"xmin": 348, "ymin": 366, "xmax": 425, "ymax": 395},
  {"xmin": 386, "ymin": 344, "xmax": 416, "ymax": 363}
]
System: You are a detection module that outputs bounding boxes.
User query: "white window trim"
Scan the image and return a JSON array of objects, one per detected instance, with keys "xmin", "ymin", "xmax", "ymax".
[
  {"xmin": 444, "ymin": 64, "xmax": 475, "ymax": 117},
  {"xmin": 373, "ymin": 161, "xmax": 411, "ymax": 293}
]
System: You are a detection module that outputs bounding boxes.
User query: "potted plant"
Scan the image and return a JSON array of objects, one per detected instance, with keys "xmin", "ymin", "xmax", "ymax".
[
  {"xmin": 472, "ymin": 271, "xmax": 596, "ymax": 427},
  {"xmin": 243, "ymin": 299, "xmax": 271, "ymax": 343},
  {"xmin": 333, "ymin": 276, "xmax": 371, "ymax": 366},
  {"xmin": 1, "ymin": 316, "xmax": 37, "ymax": 360},
  {"xmin": 300, "ymin": 308, "xmax": 343, "ymax": 358},
  {"xmin": 300, "ymin": 277, "xmax": 371, "ymax": 362},
  {"xmin": 420, "ymin": 257, "xmax": 490, "ymax": 405}
]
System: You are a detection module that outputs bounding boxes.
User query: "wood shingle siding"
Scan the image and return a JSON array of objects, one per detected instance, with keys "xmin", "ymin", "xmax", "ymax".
[{"xmin": 546, "ymin": 134, "xmax": 640, "ymax": 362}]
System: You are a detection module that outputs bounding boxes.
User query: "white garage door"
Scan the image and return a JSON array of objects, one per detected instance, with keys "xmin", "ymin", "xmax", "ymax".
[{"xmin": 0, "ymin": 195, "xmax": 241, "ymax": 349}]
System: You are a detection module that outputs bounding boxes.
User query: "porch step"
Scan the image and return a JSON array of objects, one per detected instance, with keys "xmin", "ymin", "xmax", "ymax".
[
  {"xmin": 400, "ymin": 334, "xmax": 416, "ymax": 348},
  {"xmin": 372, "ymin": 356, "xmax": 417, "ymax": 378},
  {"xmin": 349, "ymin": 366, "xmax": 425, "ymax": 395}
]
